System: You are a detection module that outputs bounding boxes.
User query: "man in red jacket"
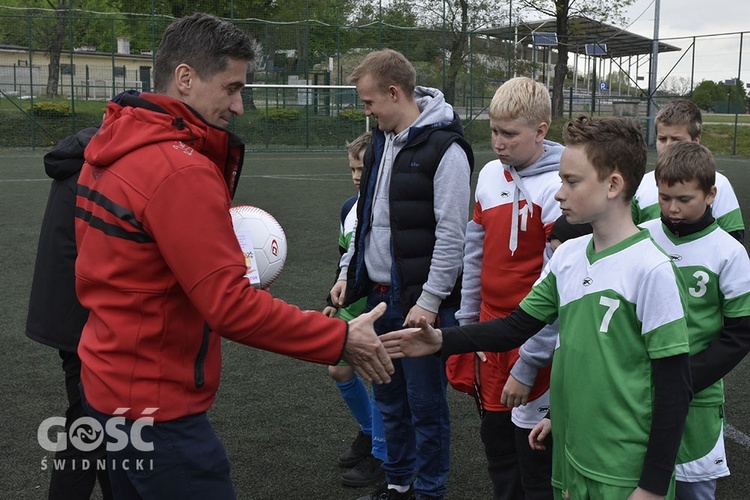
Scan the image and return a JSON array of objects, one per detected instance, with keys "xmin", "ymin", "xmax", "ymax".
[{"xmin": 74, "ymin": 13, "xmax": 392, "ymax": 499}]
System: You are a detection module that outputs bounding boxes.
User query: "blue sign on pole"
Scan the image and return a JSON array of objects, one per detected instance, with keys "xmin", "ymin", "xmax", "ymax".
[{"xmin": 599, "ymin": 82, "xmax": 607, "ymax": 91}]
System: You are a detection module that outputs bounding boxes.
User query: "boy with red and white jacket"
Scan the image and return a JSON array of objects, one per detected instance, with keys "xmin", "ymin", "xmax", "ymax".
[{"xmin": 454, "ymin": 77, "xmax": 562, "ymax": 499}]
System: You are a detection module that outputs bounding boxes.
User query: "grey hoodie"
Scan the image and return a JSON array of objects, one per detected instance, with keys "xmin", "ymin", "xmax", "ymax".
[
  {"xmin": 456, "ymin": 140, "xmax": 564, "ymax": 387},
  {"xmin": 339, "ymin": 86, "xmax": 471, "ymax": 313}
]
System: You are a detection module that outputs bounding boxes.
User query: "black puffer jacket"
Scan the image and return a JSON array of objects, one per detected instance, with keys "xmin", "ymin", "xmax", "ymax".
[{"xmin": 25, "ymin": 127, "xmax": 97, "ymax": 352}]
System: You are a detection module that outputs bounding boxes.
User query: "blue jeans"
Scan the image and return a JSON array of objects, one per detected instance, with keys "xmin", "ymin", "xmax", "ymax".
[
  {"xmin": 81, "ymin": 387, "xmax": 235, "ymax": 500},
  {"xmin": 367, "ymin": 286, "xmax": 453, "ymax": 500},
  {"xmin": 676, "ymin": 479, "xmax": 717, "ymax": 500}
]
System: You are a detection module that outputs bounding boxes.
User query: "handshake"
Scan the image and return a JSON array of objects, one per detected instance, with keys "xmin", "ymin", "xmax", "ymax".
[{"xmin": 341, "ymin": 302, "xmax": 443, "ymax": 385}]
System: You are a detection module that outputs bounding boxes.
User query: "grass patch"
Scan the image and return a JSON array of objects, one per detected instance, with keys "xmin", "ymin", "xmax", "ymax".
[
  {"xmin": 701, "ymin": 113, "xmax": 750, "ymax": 124},
  {"xmin": 701, "ymin": 124, "xmax": 750, "ymax": 156}
]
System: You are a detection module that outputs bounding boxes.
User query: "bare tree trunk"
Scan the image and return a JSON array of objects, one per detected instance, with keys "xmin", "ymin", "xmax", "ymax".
[
  {"xmin": 443, "ymin": 0, "xmax": 469, "ymax": 105},
  {"xmin": 46, "ymin": 0, "xmax": 66, "ymax": 98},
  {"xmin": 551, "ymin": 0, "xmax": 569, "ymax": 119}
]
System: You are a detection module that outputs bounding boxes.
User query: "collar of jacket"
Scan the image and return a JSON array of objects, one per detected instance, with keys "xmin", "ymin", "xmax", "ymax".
[
  {"xmin": 109, "ymin": 91, "xmax": 246, "ymax": 198},
  {"xmin": 660, "ymin": 206, "xmax": 714, "ymax": 238}
]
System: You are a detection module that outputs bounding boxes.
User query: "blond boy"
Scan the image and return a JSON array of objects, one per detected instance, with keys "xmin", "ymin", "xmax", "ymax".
[{"xmin": 453, "ymin": 77, "xmax": 562, "ymax": 498}]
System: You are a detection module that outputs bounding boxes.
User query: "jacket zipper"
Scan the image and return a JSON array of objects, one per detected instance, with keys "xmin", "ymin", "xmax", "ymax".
[{"xmin": 194, "ymin": 324, "xmax": 210, "ymax": 388}]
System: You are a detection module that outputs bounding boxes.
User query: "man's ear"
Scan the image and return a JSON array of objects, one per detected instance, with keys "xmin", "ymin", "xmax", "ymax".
[
  {"xmin": 174, "ymin": 63, "xmax": 193, "ymax": 95},
  {"xmin": 388, "ymin": 85, "xmax": 398, "ymax": 101}
]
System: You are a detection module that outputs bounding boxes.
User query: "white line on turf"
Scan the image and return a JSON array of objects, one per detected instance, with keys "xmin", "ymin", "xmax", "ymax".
[
  {"xmin": 726, "ymin": 424, "xmax": 750, "ymax": 449},
  {"xmin": 0, "ymin": 178, "xmax": 50, "ymax": 182},
  {"xmin": 242, "ymin": 174, "xmax": 351, "ymax": 182}
]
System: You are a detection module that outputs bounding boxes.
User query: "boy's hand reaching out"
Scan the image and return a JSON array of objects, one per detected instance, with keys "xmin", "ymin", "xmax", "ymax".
[{"xmin": 381, "ymin": 315, "xmax": 443, "ymax": 358}]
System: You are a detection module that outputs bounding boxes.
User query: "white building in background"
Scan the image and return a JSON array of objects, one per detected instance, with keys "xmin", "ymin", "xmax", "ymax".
[{"xmin": 0, "ymin": 38, "xmax": 153, "ymax": 99}]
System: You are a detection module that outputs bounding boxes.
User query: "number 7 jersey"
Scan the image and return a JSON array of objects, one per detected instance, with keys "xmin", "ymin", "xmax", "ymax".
[{"xmin": 519, "ymin": 229, "xmax": 690, "ymax": 487}]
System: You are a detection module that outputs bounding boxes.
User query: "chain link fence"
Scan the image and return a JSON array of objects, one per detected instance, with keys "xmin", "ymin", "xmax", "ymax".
[{"xmin": 0, "ymin": 6, "xmax": 748, "ymax": 154}]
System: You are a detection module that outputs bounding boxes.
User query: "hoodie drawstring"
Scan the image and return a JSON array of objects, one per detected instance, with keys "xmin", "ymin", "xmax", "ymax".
[
  {"xmin": 173, "ymin": 117, "xmax": 196, "ymax": 146},
  {"xmin": 507, "ymin": 165, "xmax": 535, "ymax": 256}
]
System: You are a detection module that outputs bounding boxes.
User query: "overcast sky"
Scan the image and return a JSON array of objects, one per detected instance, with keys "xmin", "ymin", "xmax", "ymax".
[
  {"xmin": 625, "ymin": 0, "xmax": 749, "ymax": 39},
  {"xmin": 622, "ymin": 0, "xmax": 750, "ymax": 86}
]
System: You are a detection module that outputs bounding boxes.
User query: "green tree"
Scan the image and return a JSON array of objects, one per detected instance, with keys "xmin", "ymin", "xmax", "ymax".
[
  {"xmin": 519, "ymin": 0, "xmax": 636, "ymax": 118},
  {"xmin": 0, "ymin": 0, "xmax": 123, "ymax": 98},
  {"xmin": 692, "ymin": 80, "xmax": 722, "ymax": 111},
  {"xmin": 260, "ymin": 0, "xmax": 355, "ymax": 78},
  {"xmin": 350, "ymin": 0, "xmax": 429, "ymax": 56},
  {"xmin": 725, "ymin": 79, "xmax": 748, "ymax": 113},
  {"xmin": 717, "ymin": 79, "xmax": 747, "ymax": 113},
  {"xmin": 692, "ymin": 79, "xmax": 747, "ymax": 113},
  {"xmin": 110, "ymin": 0, "xmax": 276, "ymax": 54},
  {"xmin": 409, "ymin": 0, "xmax": 509, "ymax": 105}
]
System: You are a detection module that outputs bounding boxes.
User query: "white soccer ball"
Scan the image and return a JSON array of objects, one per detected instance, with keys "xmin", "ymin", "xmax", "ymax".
[{"xmin": 229, "ymin": 205, "xmax": 287, "ymax": 288}]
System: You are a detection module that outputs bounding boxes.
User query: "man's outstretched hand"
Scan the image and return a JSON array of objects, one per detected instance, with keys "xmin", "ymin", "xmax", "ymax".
[
  {"xmin": 380, "ymin": 315, "xmax": 443, "ymax": 359},
  {"xmin": 343, "ymin": 302, "xmax": 394, "ymax": 384}
]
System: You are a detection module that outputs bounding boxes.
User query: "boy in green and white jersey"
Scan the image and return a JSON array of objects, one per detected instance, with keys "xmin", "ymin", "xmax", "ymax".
[
  {"xmin": 382, "ymin": 116, "xmax": 693, "ymax": 500},
  {"xmin": 632, "ymin": 99, "xmax": 744, "ymax": 242},
  {"xmin": 640, "ymin": 140, "xmax": 750, "ymax": 499}
]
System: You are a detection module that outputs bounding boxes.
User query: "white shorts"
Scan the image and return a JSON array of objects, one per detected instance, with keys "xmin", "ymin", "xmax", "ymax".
[
  {"xmin": 676, "ymin": 405, "xmax": 729, "ymax": 482},
  {"xmin": 511, "ymin": 389, "xmax": 550, "ymax": 429}
]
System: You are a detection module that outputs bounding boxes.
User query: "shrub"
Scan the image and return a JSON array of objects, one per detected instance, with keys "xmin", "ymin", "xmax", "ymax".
[
  {"xmin": 260, "ymin": 108, "xmax": 300, "ymax": 123},
  {"xmin": 30, "ymin": 101, "xmax": 73, "ymax": 118},
  {"xmin": 338, "ymin": 108, "xmax": 365, "ymax": 122}
]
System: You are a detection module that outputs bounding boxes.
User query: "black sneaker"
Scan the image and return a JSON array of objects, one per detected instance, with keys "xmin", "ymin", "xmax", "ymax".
[
  {"xmin": 356, "ymin": 482, "xmax": 415, "ymax": 500},
  {"xmin": 341, "ymin": 454, "xmax": 385, "ymax": 487},
  {"xmin": 338, "ymin": 430, "xmax": 372, "ymax": 467}
]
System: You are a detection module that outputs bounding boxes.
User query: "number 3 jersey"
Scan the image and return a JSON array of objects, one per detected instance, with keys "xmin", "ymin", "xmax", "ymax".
[
  {"xmin": 641, "ymin": 217, "xmax": 750, "ymax": 406},
  {"xmin": 520, "ymin": 229, "xmax": 690, "ymax": 487}
]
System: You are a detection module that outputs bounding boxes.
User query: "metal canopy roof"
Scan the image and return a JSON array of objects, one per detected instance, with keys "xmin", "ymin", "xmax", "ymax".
[{"xmin": 477, "ymin": 15, "xmax": 681, "ymax": 59}]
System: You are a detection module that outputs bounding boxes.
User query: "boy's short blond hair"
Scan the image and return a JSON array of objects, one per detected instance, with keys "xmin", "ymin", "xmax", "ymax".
[
  {"xmin": 655, "ymin": 141, "xmax": 715, "ymax": 194},
  {"xmin": 346, "ymin": 130, "xmax": 372, "ymax": 158},
  {"xmin": 489, "ymin": 77, "xmax": 551, "ymax": 128},
  {"xmin": 655, "ymin": 99, "xmax": 703, "ymax": 140},
  {"xmin": 563, "ymin": 115, "xmax": 646, "ymax": 201},
  {"xmin": 349, "ymin": 49, "xmax": 416, "ymax": 98}
]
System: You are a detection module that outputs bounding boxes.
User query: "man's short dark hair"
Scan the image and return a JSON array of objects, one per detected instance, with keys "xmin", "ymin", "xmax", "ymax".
[{"xmin": 154, "ymin": 13, "xmax": 256, "ymax": 94}]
